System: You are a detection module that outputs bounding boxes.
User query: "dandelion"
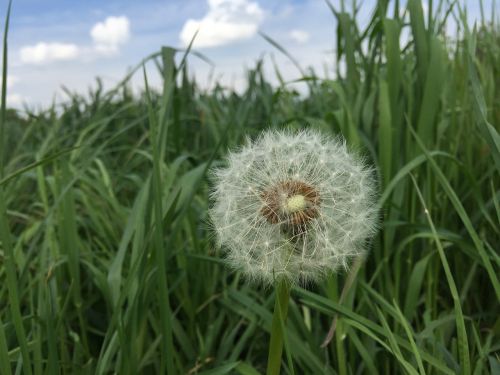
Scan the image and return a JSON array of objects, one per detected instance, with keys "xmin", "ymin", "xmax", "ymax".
[
  {"xmin": 210, "ymin": 129, "xmax": 379, "ymax": 374},
  {"xmin": 209, "ymin": 129, "xmax": 378, "ymax": 286}
]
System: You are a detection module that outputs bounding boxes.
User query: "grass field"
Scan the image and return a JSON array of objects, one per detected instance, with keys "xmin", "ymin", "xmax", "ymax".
[{"xmin": 1, "ymin": 0, "xmax": 499, "ymax": 374}]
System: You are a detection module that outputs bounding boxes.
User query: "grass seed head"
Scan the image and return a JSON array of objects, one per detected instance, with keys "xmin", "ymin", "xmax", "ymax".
[{"xmin": 209, "ymin": 129, "xmax": 379, "ymax": 285}]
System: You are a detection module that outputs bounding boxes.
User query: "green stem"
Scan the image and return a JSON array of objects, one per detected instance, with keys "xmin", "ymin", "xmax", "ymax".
[{"xmin": 266, "ymin": 279, "xmax": 291, "ymax": 375}]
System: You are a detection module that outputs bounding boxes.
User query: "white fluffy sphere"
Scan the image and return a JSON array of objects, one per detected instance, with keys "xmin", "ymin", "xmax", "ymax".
[{"xmin": 209, "ymin": 129, "xmax": 378, "ymax": 285}]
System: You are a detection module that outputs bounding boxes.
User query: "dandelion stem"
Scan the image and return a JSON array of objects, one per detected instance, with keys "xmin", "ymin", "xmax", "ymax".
[{"xmin": 266, "ymin": 278, "xmax": 291, "ymax": 375}]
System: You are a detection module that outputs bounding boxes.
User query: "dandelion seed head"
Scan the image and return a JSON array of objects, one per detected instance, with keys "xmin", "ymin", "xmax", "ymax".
[
  {"xmin": 209, "ymin": 129, "xmax": 379, "ymax": 285},
  {"xmin": 285, "ymin": 194, "xmax": 306, "ymax": 213}
]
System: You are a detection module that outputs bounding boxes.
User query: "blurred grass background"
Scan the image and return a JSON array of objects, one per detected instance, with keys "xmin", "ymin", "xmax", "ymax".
[{"xmin": 0, "ymin": 0, "xmax": 499, "ymax": 374}]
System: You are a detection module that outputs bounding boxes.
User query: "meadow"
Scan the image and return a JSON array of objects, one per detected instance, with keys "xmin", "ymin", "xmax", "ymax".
[{"xmin": 0, "ymin": 0, "xmax": 499, "ymax": 374}]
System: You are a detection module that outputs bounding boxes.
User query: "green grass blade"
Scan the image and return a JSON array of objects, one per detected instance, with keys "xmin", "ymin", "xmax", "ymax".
[
  {"xmin": 462, "ymin": 11, "xmax": 500, "ymax": 172},
  {"xmin": 416, "ymin": 37, "xmax": 445, "ymax": 143},
  {"xmin": 410, "ymin": 174, "xmax": 470, "ymax": 375},
  {"xmin": 143, "ymin": 66, "xmax": 176, "ymax": 374},
  {"xmin": 295, "ymin": 287, "xmax": 455, "ymax": 374},
  {"xmin": 0, "ymin": 2, "xmax": 33, "ymax": 374},
  {"xmin": 374, "ymin": 307, "xmax": 419, "ymax": 374},
  {"xmin": 409, "ymin": 125, "xmax": 500, "ymax": 299},
  {"xmin": 378, "ymin": 79, "xmax": 393, "ymax": 186},
  {"xmin": 0, "ymin": 314, "xmax": 12, "ymax": 375},
  {"xmin": 0, "ymin": 0, "xmax": 12, "ymax": 178},
  {"xmin": 392, "ymin": 301, "xmax": 426, "ymax": 375}
]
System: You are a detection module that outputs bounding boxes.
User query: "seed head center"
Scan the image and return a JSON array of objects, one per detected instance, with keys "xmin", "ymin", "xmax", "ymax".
[
  {"xmin": 260, "ymin": 180, "xmax": 321, "ymax": 235},
  {"xmin": 285, "ymin": 194, "xmax": 306, "ymax": 213}
]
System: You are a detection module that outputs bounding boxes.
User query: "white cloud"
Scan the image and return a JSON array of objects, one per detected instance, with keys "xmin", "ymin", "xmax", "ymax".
[
  {"xmin": 422, "ymin": 1, "xmax": 429, "ymax": 16},
  {"xmin": 17, "ymin": 15, "xmax": 129, "ymax": 65},
  {"xmin": 91, "ymin": 16, "xmax": 131, "ymax": 54},
  {"xmin": 20, "ymin": 42, "xmax": 79, "ymax": 64},
  {"xmin": 278, "ymin": 4, "xmax": 294, "ymax": 18},
  {"xmin": 289, "ymin": 29, "xmax": 310, "ymax": 44},
  {"xmin": 7, "ymin": 94, "xmax": 26, "ymax": 108},
  {"xmin": 1, "ymin": 75, "xmax": 24, "ymax": 107},
  {"xmin": 0, "ymin": 75, "xmax": 19, "ymax": 89},
  {"xmin": 179, "ymin": 0, "xmax": 264, "ymax": 48}
]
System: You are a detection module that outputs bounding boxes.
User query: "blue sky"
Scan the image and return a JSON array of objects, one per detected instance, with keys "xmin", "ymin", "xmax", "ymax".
[{"xmin": 0, "ymin": 0, "xmax": 493, "ymax": 109}]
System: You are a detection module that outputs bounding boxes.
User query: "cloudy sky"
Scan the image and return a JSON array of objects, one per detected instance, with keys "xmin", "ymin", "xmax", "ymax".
[{"xmin": 0, "ymin": 0, "xmax": 491, "ymax": 109}]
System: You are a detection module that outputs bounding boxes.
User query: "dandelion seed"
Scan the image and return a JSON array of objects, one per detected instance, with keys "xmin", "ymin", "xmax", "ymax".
[{"xmin": 209, "ymin": 129, "xmax": 379, "ymax": 285}]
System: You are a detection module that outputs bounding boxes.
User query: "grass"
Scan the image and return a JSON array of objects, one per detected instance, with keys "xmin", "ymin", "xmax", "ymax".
[{"xmin": 1, "ymin": 0, "xmax": 499, "ymax": 373}]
